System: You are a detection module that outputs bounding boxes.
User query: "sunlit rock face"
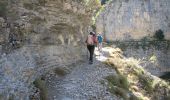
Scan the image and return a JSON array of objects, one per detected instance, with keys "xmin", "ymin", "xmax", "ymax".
[
  {"xmin": 96, "ymin": 0, "xmax": 170, "ymax": 41},
  {"xmin": 0, "ymin": 0, "xmax": 98, "ymax": 99}
]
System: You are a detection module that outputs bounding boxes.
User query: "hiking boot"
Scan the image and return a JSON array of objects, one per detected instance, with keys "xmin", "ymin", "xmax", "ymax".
[{"xmin": 89, "ymin": 61, "xmax": 93, "ymax": 64}]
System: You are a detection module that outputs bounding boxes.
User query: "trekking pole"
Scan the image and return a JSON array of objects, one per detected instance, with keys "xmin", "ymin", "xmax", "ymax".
[{"xmin": 87, "ymin": 47, "xmax": 89, "ymax": 60}]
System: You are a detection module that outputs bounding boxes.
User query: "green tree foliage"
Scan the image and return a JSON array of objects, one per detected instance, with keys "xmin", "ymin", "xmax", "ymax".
[
  {"xmin": 101, "ymin": 0, "xmax": 110, "ymax": 5},
  {"xmin": 154, "ymin": 29, "xmax": 164, "ymax": 40}
]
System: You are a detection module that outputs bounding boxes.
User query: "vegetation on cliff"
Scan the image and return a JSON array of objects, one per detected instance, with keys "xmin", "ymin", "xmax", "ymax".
[
  {"xmin": 103, "ymin": 47, "xmax": 170, "ymax": 100},
  {"xmin": 0, "ymin": 0, "xmax": 170, "ymax": 100}
]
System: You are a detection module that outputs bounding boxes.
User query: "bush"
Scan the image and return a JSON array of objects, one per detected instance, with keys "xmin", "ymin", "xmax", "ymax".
[
  {"xmin": 106, "ymin": 75, "xmax": 129, "ymax": 100},
  {"xmin": 106, "ymin": 74, "xmax": 130, "ymax": 100},
  {"xmin": 33, "ymin": 78, "xmax": 48, "ymax": 100},
  {"xmin": 154, "ymin": 29, "xmax": 164, "ymax": 40},
  {"xmin": 91, "ymin": 24, "xmax": 96, "ymax": 32},
  {"xmin": 0, "ymin": 1, "xmax": 8, "ymax": 17},
  {"xmin": 101, "ymin": 0, "xmax": 110, "ymax": 5},
  {"xmin": 106, "ymin": 74, "xmax": 129, "ymax": 91},
  {"xmin": 138, "ymin": 75, "xmax": 154, "ymax": 92}
]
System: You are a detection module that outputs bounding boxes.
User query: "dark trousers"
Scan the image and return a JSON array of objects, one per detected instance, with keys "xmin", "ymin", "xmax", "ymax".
[{"xmin": 87, "ymin": 45, "xmax": 95, "ymax": 62}]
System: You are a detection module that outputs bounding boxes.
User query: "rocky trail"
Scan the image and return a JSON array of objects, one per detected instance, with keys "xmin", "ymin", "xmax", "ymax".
[{"xmin": 45, "ymin": 49, "xmax": 118, "ymax": 100}]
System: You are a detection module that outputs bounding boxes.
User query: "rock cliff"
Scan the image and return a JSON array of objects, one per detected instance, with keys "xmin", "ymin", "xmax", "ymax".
[
  {"xmin": 95, "ymin": 0, "xmax": 170, "ymax": 78},
  {"xmin": 96, "ymin": 0, "xmax": 170, "ymax": 41},
  {"xmin": 0, "ymin": 0, "xmax": 99, "ymax": 99}
]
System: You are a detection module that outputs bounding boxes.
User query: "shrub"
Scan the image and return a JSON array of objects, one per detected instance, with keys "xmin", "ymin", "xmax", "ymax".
[
  {"xmin": 23, "ymin": 3, "xmax": 34, "ymax": 10},
  {"xmin": 91, "ymin": 24, "xmax": 96, "ymax": 32},
  {"xmin": 138, "ymin": 75, "xmax": 154, "ymax": 92},
  {"xmin": 106, "ymin": 74, "xmax": 130, "ymax": 99},
  {"xmin": 54, "ymin": 68, "xmax": 67, "ymax": 76},
  {"xmin": 0, "ymin": 1, "xmax": 8, "ymax": 17},
  {"xmin": 33, "ymin": 78, "xmax": 48, "ymax": 100},
  {"xmin": 154, "ymin": 29, "xmax": 164, "ymax": 40},
  {"xmin": 107, "ymin": 80, "xmax": 128, "ymax": 99},
  {"xmin": 106, "ymin": 75, "xmax": 129, "ymax": 90},
  {"xmin": 101, "ymin": 0, "xmax": 110, "ymax": 5}
]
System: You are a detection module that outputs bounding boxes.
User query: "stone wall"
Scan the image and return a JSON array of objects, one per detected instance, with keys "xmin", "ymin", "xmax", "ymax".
[
  {"xmin": 0, "ymin": 0, "xmax": 99, "ymax": 99},
  {"xmin": 96, "ymin": 0, "xmax": 170, "ymax": 41},
  {"xmin": 112, "ymin": 40, "xmax": 170, "ymax": 76}
]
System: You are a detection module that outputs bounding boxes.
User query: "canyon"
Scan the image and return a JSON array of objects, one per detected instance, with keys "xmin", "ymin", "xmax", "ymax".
[{"xmin": 0, "ymin": 0, "xmax": 170, "ymax": 100}]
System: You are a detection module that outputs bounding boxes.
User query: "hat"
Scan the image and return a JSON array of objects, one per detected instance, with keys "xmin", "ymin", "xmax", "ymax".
[{"xmin": 90, "ymin": 32, "xmax": 93, "ymax": 35}]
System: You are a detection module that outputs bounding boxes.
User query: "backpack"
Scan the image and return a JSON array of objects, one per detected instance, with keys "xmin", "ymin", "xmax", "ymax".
[
  {"xmin": 87, "ymin": 34, "xmax": 94, "ymax": 45},
  {"xmin": 93, "ymin": 35, "xmax": 98, "ymax": 44},
  {"xmin": 97, "ymin": 35, "xmax": 103, "ymax": 43}
]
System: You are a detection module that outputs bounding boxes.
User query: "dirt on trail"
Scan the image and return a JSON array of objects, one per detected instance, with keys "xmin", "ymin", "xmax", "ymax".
[{"xmin": 45, "ymin": 49, "xmax": 118, "ymax": 100}]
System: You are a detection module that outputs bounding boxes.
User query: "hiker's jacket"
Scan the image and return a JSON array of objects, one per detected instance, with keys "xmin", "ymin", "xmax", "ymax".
[{"xmin": 97, "ymin": 35, "xmax": 103, "ymax": 43}]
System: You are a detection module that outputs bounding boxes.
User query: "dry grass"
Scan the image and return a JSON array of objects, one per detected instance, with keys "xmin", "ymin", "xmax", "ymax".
[
  {"xmin": 106, "ymin": 75, "xmax": 129, "ymax": 99},
  {"xmin": 33, "ymin": 78, "xmax": 48, "ymax": 100},
  {"xmin": 54, "ymin": 68, "xmax": 67, "ymax": 76},
  {"xmin": 104, "ymin": 47, "xmax": 170, "ymax": 100}
]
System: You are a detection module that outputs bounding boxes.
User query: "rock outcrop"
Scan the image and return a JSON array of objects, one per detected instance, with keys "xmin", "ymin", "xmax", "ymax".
[
  {"xmin": 96, "ymin": 0, "xmax": 170, "ymax": 41},
  {"xmin": 0, "ymin": 0, "xmax": 99, "ymax": 99}
]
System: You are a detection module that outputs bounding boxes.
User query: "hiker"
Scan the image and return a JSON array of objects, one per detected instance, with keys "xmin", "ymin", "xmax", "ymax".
[
  {"xmin": 85, "ymin": 32, "xmax": 97, "ymax": 64},
  {"xmin": 97, "ymin": 33, "xmax": 103, "ymax": 54}
]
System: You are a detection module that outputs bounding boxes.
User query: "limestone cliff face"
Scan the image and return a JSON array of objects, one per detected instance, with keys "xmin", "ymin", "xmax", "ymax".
[
  {"xmin": 96, "ymin": 0, "xmax": 170, "ymax": 41},
  {"xmin": 0, "ymin": 0, "xmax": 93, "ymax": 49},
  {"xmin": 0, "ymin": 0, "xmax": 98, "ymax": 99}
]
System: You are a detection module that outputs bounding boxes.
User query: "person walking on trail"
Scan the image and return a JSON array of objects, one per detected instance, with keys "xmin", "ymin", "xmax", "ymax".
[
  {"xmin": 85, "ymin": 32, "xmax": 97, "ymax": 64},
  {"xmin": 97, "ymin": 33, "xmax": 103, "ymax": 54}
]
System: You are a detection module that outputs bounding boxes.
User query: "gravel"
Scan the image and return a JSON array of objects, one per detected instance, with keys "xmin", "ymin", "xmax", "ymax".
[{"xmin": 46, "ymin": 59, "xmax": 118, "ymax": 100}]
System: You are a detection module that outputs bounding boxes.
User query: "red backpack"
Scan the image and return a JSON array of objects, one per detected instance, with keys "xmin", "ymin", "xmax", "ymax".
[{"xmin": 86, "ymin": 34, "xmax": 97, "ymax": 45}]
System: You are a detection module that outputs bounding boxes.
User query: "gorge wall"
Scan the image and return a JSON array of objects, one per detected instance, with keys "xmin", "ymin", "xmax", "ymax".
[
  {"xmin": 0, "ymin": 0, "xmax": 99, "ymax": 99},
  {"xmin": 112, "ymin": 40, "xmax": 170, "ymax": 76},
  {"xmin": 96, "ymin": 0, "xmax": 170, "ymax": 76},
  {"xmin": 96, "ymin": 0, "xmax": 170, "ymax": 41}
]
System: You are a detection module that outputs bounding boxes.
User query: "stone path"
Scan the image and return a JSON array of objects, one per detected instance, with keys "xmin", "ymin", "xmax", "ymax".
[{"xmin": 45, "ymin": 49, "xmax": 118, "ymax": 100}]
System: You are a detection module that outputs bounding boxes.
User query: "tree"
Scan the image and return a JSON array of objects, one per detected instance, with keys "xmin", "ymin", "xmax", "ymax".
[
  {"xmin": 101, "ymin": 0, "xmax": 110, "ymax": 5},
  {"xmin": 154, "ymin": 29, "xmax": 164, "ymax": 40}
]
